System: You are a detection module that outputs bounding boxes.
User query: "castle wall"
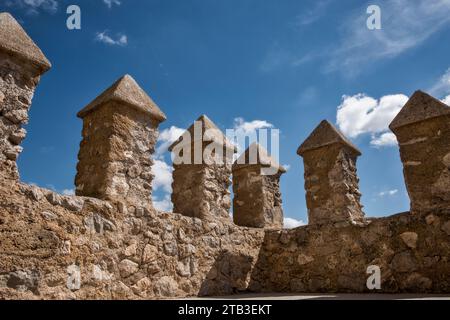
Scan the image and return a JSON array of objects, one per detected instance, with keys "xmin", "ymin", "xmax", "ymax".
[
  {"xmin": 0, "ymin": 180, "xmax": 265, "ymax": 299},
  {"xmin": 76, "ymin": 102, "xmax": 159, "ymax": 208},
  {"xmin": 0, "ymin": 51, "xmax": 41, "ymax": 180},
  {"xmin": 251, "ymin": 211, "xmax": 450, "ymax": 293}
]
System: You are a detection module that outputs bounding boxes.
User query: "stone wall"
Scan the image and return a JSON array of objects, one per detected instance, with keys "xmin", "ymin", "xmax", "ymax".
[
  {"xmin": 251, "ymin": 210, "xmax": 450, "ymax": 293},
  {"xmin": 390, "ymin": 91, "xmax": 450, "ymax": 214},
  {"xmin": 298, "ymin": 120, "xmax": 365, "ymax": 226},
  {"xmin": 232, "ymin": 143, "xmax": 285, "ymax": 229},
  {"xmin": 0, "ymin": 180, "xmax": 264, "ymax": 299},
  {"xmin": 170, "ymin": 116, "xmax": 234, "ymax": 220},
  {"xmin": 76, "ymin": 102, "xmax": 159, "ymax": 206},
  {"xmin": 0, "ymin": 13, "xmax": 50, "ymax": 181},
  {"xmin": 75, "ymin": 75, "xmax": 165, "ymax": 209}
]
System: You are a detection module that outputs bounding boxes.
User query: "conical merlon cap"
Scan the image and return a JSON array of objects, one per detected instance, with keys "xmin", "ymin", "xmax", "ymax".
[
  {"xmin": 233, "ymin": 142, "xmax": 286, "ymax": 173},
  {"xmin": 77, "ymin": 75, "xmax": 167, "ymax": 122},
  {"xmin": 297, "ymin": 120, "xmax": 361, "ymax": 156},
  {"xmin": 0, "ymin": 13, "xmax": 51, "ymax": 73},
  {"xmin": 168, "ymin": 114, "xmax": 236, "ymax": 152},
  {"xmin": 389, "ymin": 90, "xmax": 450, "ymax": 130}
]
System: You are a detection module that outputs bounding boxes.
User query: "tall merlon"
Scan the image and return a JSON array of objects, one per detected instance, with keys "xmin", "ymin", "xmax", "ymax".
[
  {"xmin": 297, "ymin": 120, "xmax": 364, "ymax": 225},
  {"xmin": 0, "ymin": 12, "xmax": 51, "ymax": 179},
  {"xmin": 75, "ymin": 74, "xmax": 166, "ymax": 207},
  {"xmin": 232, "ymin": 143, "xmax": 285, "ymax": 229},
  {"xmin": 169, "ymin": 115, "xmax": 236, "ymax": 219},
  {"xmin": 389, "ymin": 90, "xmax": 450, "ymax": 214}
]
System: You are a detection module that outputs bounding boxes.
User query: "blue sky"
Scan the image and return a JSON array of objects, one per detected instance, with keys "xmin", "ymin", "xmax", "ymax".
[{"xmin": 2, "ymin": 0, "xmax": 450, "ymax": 227}]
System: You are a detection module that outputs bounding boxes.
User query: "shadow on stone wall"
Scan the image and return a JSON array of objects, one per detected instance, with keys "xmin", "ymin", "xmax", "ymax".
[{"xmin": 198, "ymin": 250, "xmax": 255, "ymax": 296}]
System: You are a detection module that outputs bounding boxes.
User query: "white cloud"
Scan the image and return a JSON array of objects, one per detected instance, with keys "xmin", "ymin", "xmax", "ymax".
[
  {"xmin": 370, "ymin": 132, "xmax": 398, "ymax": 148},
  {"xmin": 152, "ymin": 194, "xmax": 173, "ymax": 212},
  {"xmin": 232, "ymin": 117, "xmax": 275, "ymax": 155},
  {"xmin": 378, "ymin": 189, "xmax": 398, "ymax": 197},
  {"xmin": 156, "ymin": 126, "xmax": 184, "ymax": 159},
  {"xmin": 327, "ymin": 0, "xmax": 450, "ymax": 74},
  {"xmin": 283, "ymin": 164, "xmax": 291, "ymax": 171},
  {"xmin": 151, "ymin": 159, "xmax": 173, "ymax": 193},
  {"xmin": 284, "ymin": 217, "xmax": 306, "ymax": 229},
  {"xmin": 95, "ymin": 31, "xmax": 128, "ymax": 46},
  {"xmin": 103, "ymin": 0, "xmax": 121, "ymax": 9},
  {"xmin": 62, "ymin": 189, "xmax": 75, "ymax": 196},
  {"xmin": 336, "ymin": 93, "xmax": 408, "ymax": 147},
  {"xmin": 5, "ymin": 0, "xmax": 58, "ymax": 14},
  {"xmin": 442, "ymin": 95, "xmax": 450, "ymax": 105},
  {"xmin": 233, "ymin": 117, "xmax": 274, "ymax": 136},
  {"xmin": 150, "ymin": 127, "xmax": 184, "ymax": 213}
]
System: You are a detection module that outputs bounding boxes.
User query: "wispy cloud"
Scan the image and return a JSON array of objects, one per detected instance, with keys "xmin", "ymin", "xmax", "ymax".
[
  {"xmin": 430, "ymin": 68, "xmax": 450, "ymax": 98},
  {"xmin": 4, "ymin": 0, "xmax": 58, "ymax": 15},
  {"xmin": 326, "ymin": 0, "xmax": 450, "ymax": 74},
  {"xmin": 378, "ymin": 189, "xmax": 398, "ymax": 197},
  {"xmin": 336, "ymin": 93, "xmax": 408, "ymax": 147},
  {"xmin": 293, "ymin": 0, "xmax": 331, "ymax": 26},
  {"xmin": 259, "ymin": 44, "xmax": 313, "ymax": 73},
  {"xmin": 103, "ymin": 0, "xmax": 121, "ymax": 9},
  {"xmin": 95, "ymin": 31, "xmax": 128, "ymax": 46}
]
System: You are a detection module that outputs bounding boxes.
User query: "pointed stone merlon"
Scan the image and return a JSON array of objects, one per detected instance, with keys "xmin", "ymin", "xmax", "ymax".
[
  {"xmin": 232, "ymin": 143, "xmax": 286, "ymax": 229},
  {"xmin": 297, "ymin": 120, "xmax": 365, "ymax": 225},
  {"xmin": 389, "ymin": 90, "xmax": 450, "ymax": 214},
  {"xmin": 75, "ymin": 75, "xmax": 166, "ymax": 208},
  {"xmin": 0, "ymin": 13, "xmax": 51, "ymax": 179},
  {"xmin": 169, "ymin": 115, "xmax": 236, "ymax": 219}
]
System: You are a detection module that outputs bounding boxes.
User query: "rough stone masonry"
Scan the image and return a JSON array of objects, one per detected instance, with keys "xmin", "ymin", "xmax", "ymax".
[
  {"xmin": 0, "ymin": 12, "xmax": 50, "ymax": 181},
  {"xmin": 169, "ymin": 115, "xmax": 236, "ymax": 220},
  {"xmin": 76, "ymin": 74, "xmax": 166, "ymax": 209},
  {"xmin": 390, "ymin": 90, "xmax": 450, "ymax": 214},
  {"xmin": 297, "ymin": 120, "xmax": 365, "ymax": 226},
  {"xmin": 0, "ymin": 12, "xmax": 449, "ymax": 299},
  {"xmin": 233, "ymin": 143, "xmax": 286, "ymax": 229}
]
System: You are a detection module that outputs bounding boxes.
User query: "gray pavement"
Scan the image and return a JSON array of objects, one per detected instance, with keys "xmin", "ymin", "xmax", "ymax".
[{"xmin": 185, "ymin": 293, "xmax": 450, "ymax": 300}]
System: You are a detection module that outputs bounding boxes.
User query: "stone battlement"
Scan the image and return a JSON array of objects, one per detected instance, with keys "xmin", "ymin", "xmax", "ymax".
[{"xmin": 0, "ymin": 12, "xmax": 449, "ymax": 299}]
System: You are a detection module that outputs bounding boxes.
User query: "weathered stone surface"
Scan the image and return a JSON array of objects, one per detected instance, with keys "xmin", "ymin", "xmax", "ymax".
[
  {"xmin": 119, "ymin": 259, "xmax": 139, "ymax": 278},
  {"xmin": 77, "ymin": 74, "xmax": 166, "ymax": 122},
  {"xmin": 75, "ymin": 75, "xmax": 165, "ymax": 208},
  {"xmin": 298, "ymin": 120, "xmax": 365, "ymax": 225},
  {"xmin": 441, "ymin": 221, "xmax": 450, "ymax": 235},
  {"xmin": 391, "ymin": 252, "xmax": 418, "ymax": 273},
  {"xmin": 251, "ymin": 212, "xmax": 450, "ymax": 294},
  {"xmin": 233, "ymin": 143, "xmax": 285, "ymax": 229},
  {"xmin": 0, "ymin": 14, "xmax": 50, "ymax": 181},
  {"xmin": 0, "ymin": 13, "xmax": 51, "ymax": 73},
  {"xmin": 170, "ymin": 115, "xmax": 235, "ymax": 219},
  {"xmin": 390, "ymin": 91, "xmax": 450, "ymax": 214},
  {"xmin": 153, "ymin": 276, "xmax": 178, "ymax": 297},
  {"xmin": 400, "ymin": 232, "xmax": 418, "ymax": 249},
  {"xmin": 297, "ymin": 253, "xmax": 314, "ymax": 265}
]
